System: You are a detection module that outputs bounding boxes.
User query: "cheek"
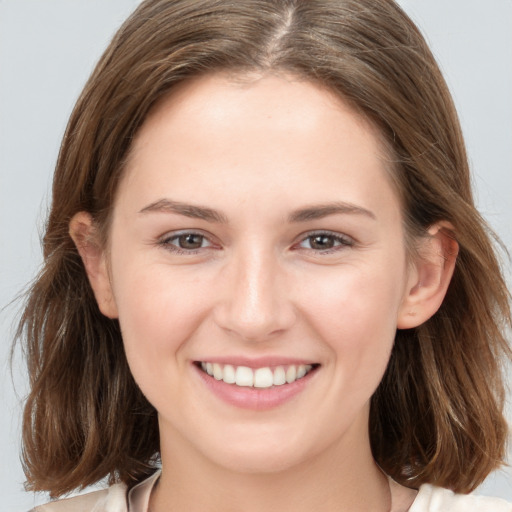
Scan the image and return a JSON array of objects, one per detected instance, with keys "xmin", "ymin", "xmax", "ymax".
[
  {"xmin": 297, "ymin": 259, "xmax": 406, "ymax": 387},
  {"xmin": 300, "ymin": 260, "xmax": 405, "ymax": 337},
  {"xmin": 109, "ymin": 256, "xmax": 215, "ymax": 378}
]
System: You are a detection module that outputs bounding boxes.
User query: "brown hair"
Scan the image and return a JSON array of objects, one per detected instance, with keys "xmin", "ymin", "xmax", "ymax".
[{"xmin": 18, "ymin": 0, "xmax": 511, "ymax": 497}]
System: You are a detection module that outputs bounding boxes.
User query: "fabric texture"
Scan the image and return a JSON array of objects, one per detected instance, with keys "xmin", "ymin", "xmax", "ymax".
[
  {"xmin": 31, "ymin": 471, "xmax": 512, "ymax": 512},
  {"xmin": 409, "ymin": 484, "xmax": 512, "ymax": 511}
]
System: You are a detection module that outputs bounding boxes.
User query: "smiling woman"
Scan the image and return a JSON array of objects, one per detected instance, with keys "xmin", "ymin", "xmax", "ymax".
[
  {"xmin": 71, "ymin": 75, "xmax": 429, "ymax": 491},
  {"xmin": 14, "ymin": 1, "xmax": 511, "ymax": 512}
]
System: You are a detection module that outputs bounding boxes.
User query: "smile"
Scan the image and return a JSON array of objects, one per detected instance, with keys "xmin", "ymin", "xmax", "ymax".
[{"xmin": 199, "ymin": 362, "xmax": 315, "ymax": 388}]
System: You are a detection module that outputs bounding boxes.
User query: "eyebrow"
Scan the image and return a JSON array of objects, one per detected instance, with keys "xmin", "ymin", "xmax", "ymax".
[
  {"xmin": 139, "ymin": 198, "xmax": 376, "ymax": 223},
  {"xmin": 139, "ymin": 199, "xmax": 229, "ymax": 223},
  {"xmin": 288, "ymin": 202, "xmax": 376, "ymax": 222}
]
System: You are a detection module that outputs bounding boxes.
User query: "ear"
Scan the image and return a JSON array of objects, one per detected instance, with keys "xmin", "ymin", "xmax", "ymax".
[
  {"xmin": 69, "ymin": 212, "xmax": 118, "ymax": 319},
  {"xmin": 397, "ymin": 222, "xmax": 458, "ymax": 329}
]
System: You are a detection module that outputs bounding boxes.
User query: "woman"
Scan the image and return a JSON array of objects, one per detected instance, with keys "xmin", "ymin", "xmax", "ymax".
[{"xmin": 18, "ymin": 0, "xmax": 511, "ymax": 511}]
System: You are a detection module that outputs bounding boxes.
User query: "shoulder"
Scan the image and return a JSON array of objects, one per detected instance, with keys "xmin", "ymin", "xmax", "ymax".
[
  {"xmin": 31, "ymin": 483, "xmax": 128, "ymax": 512},
  {"xmin": 410, "ymin": 484, "xmax": 512, "ymax": 511}
]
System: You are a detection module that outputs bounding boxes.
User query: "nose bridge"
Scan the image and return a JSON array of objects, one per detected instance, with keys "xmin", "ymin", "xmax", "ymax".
[{"xmin": 215, "ymin": 243, "xmax": 294, "ymax": 340}]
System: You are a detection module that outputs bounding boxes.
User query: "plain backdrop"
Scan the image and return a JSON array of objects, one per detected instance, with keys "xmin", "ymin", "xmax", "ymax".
[{"xmin": 1, "ymin": 1, "xmax": 511, "ymax": 510}]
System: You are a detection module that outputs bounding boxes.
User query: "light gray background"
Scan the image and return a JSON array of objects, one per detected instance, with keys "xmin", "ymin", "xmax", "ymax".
[{"xmin": 1, "ymin": 1, "xmax": 511, "ymax": 510}]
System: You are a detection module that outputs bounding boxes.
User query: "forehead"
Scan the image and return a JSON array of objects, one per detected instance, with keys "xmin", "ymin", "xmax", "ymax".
[
  {"xmin": 136, "ymin": 71, "xmax": 384, "ymax": 148},
  {"xmin": 118, "ymin": 72, "xmax": 400, "ymax": 223}
]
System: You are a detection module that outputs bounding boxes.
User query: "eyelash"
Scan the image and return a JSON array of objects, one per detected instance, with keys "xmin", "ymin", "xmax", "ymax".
[
  {"xmin": 158, "ymin": 231, "xmax": 214, "ymax": 255},
  {"xmin": 295, "ymin": 230, "xmax": 354, "ymax": 254},
  {"xmin": 158, "ymin": 230, "xmax": 354, "ymax": 255}
]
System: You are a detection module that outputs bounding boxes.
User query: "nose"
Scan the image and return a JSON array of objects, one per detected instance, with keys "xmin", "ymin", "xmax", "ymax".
[{"xmin": 213, "ymin": 247, "xmax": 296, "ymax": 341}]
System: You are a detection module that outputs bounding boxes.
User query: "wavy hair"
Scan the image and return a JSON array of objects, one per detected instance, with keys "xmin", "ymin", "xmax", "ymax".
[{"xmin": 17, "ymin": 0, "xmax": 510, "ymax": 497}]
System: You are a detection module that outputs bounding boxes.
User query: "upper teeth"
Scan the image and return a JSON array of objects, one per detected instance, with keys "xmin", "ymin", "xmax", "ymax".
[{"xmin": 201, "ymin": 362, "xmax": 314, "ymax": 388}]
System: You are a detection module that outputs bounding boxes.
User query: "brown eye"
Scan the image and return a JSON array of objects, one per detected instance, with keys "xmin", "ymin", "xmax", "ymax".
[
  {"xmin": 297, "ymin": 232, "xmax": 353, "ymax": 252},
  {"xmin": 309, "ymin": 235, "xmax": 335, "ymax": 250},
  {"xmin": 177, "ymin": 233, "xmax": 205, "ymax": 249},
  {"xmin": 160, "ymin": 231, "xmax": 213, "ymax": 253}
]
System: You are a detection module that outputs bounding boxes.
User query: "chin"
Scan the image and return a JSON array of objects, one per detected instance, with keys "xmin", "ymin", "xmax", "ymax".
[
  {"xmin": 212, "ymin": 446, "xmax": 309, "ymax": 475},
  {"xmin": 196, "ymin": 425, "xmax": 329, "ymax": 475}
]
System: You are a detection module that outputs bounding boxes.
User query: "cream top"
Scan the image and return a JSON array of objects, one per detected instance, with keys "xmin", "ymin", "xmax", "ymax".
[{"xmin": 32, "ymin": 470, "xmax": 512, "ymax": 512}]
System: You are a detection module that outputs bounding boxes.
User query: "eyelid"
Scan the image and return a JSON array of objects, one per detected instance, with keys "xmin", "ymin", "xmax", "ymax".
[
  {"xmin": 293, "ymin": 230, "xmax": 355, "ymax": 252},
  {"xmin": 158, "ymin": 229, "xmax": 219, "ymax": 254},
  {"xmin": 156, "ymin": 229, "xmax": 354, "ymax": 256}
]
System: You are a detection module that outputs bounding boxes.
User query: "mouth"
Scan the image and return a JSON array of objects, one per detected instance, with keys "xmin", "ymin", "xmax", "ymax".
[{"xmin": 195, "ymin": 361, "xmax": 319, "ymax": 389}]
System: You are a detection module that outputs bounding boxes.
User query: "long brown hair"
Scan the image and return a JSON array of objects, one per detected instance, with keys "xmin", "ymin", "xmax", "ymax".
[{"xmin": 17, "ymin": 0, "xmax": 511, "ymax": 497}]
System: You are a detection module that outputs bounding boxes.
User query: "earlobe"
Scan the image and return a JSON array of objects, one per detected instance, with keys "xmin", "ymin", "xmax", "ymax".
[
  {"xmin": 69, "ymin": 212, "xmax": 118, "ymax": 319},
  {"xmin": 397, "ymin": 222, "xmax": 458, "ymax": 329}
]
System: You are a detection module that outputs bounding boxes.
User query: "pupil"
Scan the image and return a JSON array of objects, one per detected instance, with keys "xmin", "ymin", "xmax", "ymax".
[
  {"xmin": 179, "ymin": 234, "xmax": 203, "ymax": 249},
  {"xmin": 311, "ymin": 235, "xmax": 334, "ymax": 249}
]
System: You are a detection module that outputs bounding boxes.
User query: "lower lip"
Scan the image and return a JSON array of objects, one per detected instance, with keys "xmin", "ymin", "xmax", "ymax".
[{"xmin": 193, "ymin": 364, "xmax": 317, "ymax": 411}]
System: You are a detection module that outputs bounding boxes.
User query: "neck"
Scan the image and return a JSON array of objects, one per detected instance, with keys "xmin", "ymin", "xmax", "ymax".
[{"xmin": 151, "ymin": 420, "xmax": 391, "ymax": 512}]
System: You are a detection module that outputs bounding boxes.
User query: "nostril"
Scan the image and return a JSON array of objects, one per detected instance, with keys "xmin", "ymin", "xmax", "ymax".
[{"xmin": 213, "ymin": 301, "xmax": 297, "ymax": 342}]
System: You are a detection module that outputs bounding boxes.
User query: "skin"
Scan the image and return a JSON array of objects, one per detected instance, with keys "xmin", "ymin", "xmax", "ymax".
[{"xmin": 71, "ymin": 73, "xmax": 456, "ymax": 512}]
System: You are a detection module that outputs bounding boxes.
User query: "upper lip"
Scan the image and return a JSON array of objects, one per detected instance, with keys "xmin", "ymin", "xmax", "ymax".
[{"xmin": 194, "ymin": 356, "xmax": 319, "ymax": 369}]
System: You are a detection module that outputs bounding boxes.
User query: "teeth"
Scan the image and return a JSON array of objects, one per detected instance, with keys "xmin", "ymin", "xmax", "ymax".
[
  {"xmin": 200, "ymin": 362, "xmax": 315, "ymax": 387},
  {"xmin": 213, "ymin": 363, "xmax": 223, "ymax": 380},
  {"xmin": 235, "ymin": 366, "xmax": 254, "ymax": 387},
  {"xmin": 273, "ymin": 366, "xmax": 286, "ymax": 386},
  {"xmin": 285, "ymin": 365, "xmax": 296, "ymax": 383},
  {"xmin": 254, "ymin": 367, "xmax": 273, "ymax": 388},
  {"xmin": 223, "ymin": 364, "xmax": 236, "ymax": 384}
]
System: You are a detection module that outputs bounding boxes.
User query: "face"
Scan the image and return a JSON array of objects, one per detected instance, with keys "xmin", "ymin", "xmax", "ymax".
[{"xmin": 91, "ymin": 73, "xmax": 421, "ymax": 474}]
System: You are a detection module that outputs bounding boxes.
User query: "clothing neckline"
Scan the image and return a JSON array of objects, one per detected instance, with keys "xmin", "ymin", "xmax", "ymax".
[
  {"xmin": 128, "ymin": 470, "xmax": 161, "ymax": 512},
  {"xmin": 127, "ymin": 469, "xmax": 418, "ymax": 512}
]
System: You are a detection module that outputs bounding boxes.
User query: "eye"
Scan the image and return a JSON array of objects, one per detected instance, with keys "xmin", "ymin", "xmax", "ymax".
[
  {"xmin": 159, "ymin": 231, "xmax": 214, "ymax": 254},
  {"xmin": 297, "ymin": 231, "xmax": 354, "ymax": 252}
]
